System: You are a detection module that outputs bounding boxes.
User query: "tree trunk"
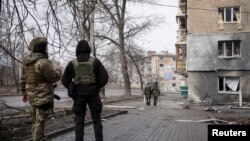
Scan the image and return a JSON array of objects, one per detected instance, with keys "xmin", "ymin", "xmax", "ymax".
[
  {"xmin": 129, "ymin": 54, "xmax": 143, "ymax": 92},
  {"xmin": 12, "ymin": 62, "xmax": 19, "ymax": 93},
  {"xmin": 0, "ymin": 65, "xmax": 3, "ymax": 86},
  {"xmin": 119, "ymin": 31, "xmax": 131, "ymax": 96},
  {"xmin": 99, "ymin": 0, "xmax": 131, "ymax": 95},
  {"xmin": 0, "ymin": 0, "xmax": 2, "ymax": 14}
]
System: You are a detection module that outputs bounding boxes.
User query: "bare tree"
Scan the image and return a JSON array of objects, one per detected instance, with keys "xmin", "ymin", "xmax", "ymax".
[
  {"xmin": 0, "ymin": 0, "xmax": 98, "ymax": 91},
  {"xmin": 97, "ymin": 0, "xmax": 159, "ymax": 95},
  {"xmin": 0, "ymin": 0, "xmax": 159, "ymax": 95},
  {"xmin": 127, "ymin": 43, "xmax": 146, "ymax": 91}
]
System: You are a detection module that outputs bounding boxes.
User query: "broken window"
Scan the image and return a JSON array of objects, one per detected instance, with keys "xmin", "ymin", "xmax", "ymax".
[
  {"xmin": 172, "ymin": 83, "xmax": 176, "ymax": 87},
  {"xmin": 218, "ymin": 77, "xmax": 240, "ymax": 93},
  {"xmin": 218, "ymin": 40, "xmax": 241, "ymax": 57},
  {"xmin": 160, "ymin": 64, "xmax": 163, "ymax": 67},
  {"xmin": 218, "ymin": 7, "xmax": 240, "ymax": 23},
  {"xmin": 218, "ymin": 42, "xmax": 224, "ymax": 56},
  {"xmin": 219, "ymin": 77, "xmax": 224, "ymax": 91}
]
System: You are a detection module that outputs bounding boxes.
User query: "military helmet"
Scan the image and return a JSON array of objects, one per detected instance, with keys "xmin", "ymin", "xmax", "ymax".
[{"xmin": 29, "ymin": 37, "xmax": 48, "ymax": 52}]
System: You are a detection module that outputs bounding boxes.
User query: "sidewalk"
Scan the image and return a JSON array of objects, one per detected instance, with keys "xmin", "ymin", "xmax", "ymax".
[{"xmin": 51, "ymin": 94, "xmax": 212, "ymax": 141}]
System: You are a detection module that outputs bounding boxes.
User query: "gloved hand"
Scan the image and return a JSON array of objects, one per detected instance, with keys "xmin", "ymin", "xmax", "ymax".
[
  {"xmin": 54, "ymin": 64, "xmax": 62, "ymax": 76},
  {"xmin": 23, "ymin": 94, "xmax": 28, "ymax": 103}
]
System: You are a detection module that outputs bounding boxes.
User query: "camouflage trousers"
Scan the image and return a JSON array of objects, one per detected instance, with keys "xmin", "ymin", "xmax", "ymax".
[{"xmin": 31, "ymin": 104, "xmax": 50, "ymax": 141}]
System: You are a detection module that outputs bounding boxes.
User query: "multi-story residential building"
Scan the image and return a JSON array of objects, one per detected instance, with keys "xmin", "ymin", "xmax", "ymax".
[
  {"xmin": 131, "ymin": 51, "xmax": 184, "ymax": 92},
  {"xmin": 175, "ymin": 0, "xmax": 187, "ymax": 75},
  {"xmin": 0, "ymin": 51, "xmax": 14, "ymax": 86},
  {"xmin": 187, "ymin": 0, "xmax": 250, "ymax": 104}
]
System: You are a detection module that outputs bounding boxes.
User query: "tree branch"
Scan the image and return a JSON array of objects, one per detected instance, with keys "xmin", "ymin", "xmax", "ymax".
[
  {"xmin": 95, "ymin": 34, "xmax": 120, "ymax": 47},
  {"xmin": 0, "ymin": 44, "xmax": 22, "ymax": 63}
]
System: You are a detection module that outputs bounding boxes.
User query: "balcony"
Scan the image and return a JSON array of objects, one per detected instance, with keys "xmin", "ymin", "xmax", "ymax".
[
  {"xmin": 176, "ymin": 44, "xmax": 186, "ymax": 59},
  {"xmin": 176, "ymin": 12, "xmax": 185, "ymax": 24},
  {"xmin": 175, "ymin": 58, "xmax": 186, "ymax": 75},
  {"xmin": 179, "ymin": 0, "xmax": 186, "ymax": 13},
  {"xmin": 177, "ymin": 29, "xmax": 187, "ymax": 43}
]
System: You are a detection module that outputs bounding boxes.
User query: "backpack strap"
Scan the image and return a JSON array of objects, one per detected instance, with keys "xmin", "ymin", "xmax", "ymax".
[{"xmin": 72, "ymin": 58, "xmax": 79, "ymax": 68}]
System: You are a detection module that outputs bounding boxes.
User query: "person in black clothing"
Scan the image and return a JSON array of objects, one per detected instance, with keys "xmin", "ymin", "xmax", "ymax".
[{"xmin": 61, "ymin": 40, "xmax": 109, "ymax": 141}]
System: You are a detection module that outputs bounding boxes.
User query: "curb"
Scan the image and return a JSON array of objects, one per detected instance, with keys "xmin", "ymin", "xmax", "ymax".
[
  {"xmin": 23, "ymin": 110, "xmax": 128, "ymax": 141},
  {"xmin": 104, "ymin": 98, "xmax": 143, "ymax": 104}
]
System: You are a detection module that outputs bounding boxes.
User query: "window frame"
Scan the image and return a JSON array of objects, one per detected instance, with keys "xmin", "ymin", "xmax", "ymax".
[
  {"xmin": 218, "ymin": 76, "xmax": 240, "ymax": 94},
  {"xmin": 218, "ymin": 40, "xmax": 241, "ymax": 58},
  {"xmin": 223, "ymin": 7, "xmax": 240, "ymax": 23}
]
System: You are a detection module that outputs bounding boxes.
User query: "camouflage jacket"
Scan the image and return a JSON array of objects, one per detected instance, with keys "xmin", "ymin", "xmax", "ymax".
[{"xmin": 20, "ymin": 53, "xmax": 61, "ymax": 106}]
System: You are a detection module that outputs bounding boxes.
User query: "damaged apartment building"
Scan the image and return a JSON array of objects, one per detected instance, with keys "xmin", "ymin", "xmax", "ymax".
[
  {"xmin": 130, "ymin": 51, "xmax": 184, "ymax": 92},
  {"xmin": 186, "ymin": 0, "xmax": 250, "ymax": 104}
]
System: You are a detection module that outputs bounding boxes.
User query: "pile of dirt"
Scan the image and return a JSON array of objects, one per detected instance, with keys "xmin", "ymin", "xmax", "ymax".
[
  {"xmin": 0, "ymin": 108, "xmax": 121, "ymax": 141},
  {"xmin": 217, "ymin": 117, "xmax": 250, "ymax": 125},
  {"xmin": 103, "ymin": 95, "xmax": 143, "ymax": 104}
]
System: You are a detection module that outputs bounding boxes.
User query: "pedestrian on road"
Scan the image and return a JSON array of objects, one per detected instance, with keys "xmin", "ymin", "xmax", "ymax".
[
  {"xmin": 20, "ymin": 37, "xmax": 62, "ymax": 141},
  {"xmin": 61, "ymin": 40, "xmax": 109, "ymax": 141},
  {"xmin": 151, "ymin": 82, "xmax": 160, "ymax": 106},
  {"xmin": 144, "ymin": 82, "xmax": 152, "ymax": 106}
]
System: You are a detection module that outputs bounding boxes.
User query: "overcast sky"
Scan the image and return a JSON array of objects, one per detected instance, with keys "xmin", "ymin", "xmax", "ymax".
[{"xmin": 128, "ymin": 0, "xmax": 178, "ymax": 54}]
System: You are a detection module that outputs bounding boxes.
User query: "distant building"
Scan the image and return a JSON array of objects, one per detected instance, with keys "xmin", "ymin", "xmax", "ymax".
[
  {"xmin": 131, "ymin": 51, "xmax": 185, "ymax": 92},
  {"xmin": 0, "ymin": 51, "xmax": 14, "ymax": 86},
  {"xmin": 187, "ymin": 0, "xmax": 250, "ymax": 103}
]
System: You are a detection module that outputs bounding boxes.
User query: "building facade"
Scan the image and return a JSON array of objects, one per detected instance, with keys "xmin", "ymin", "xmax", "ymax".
[
  {"xmin": 131, "ymin": 51, "xmax": 184, "ymax": 92},
  {"xmin": 187, "ymin": 0, "xmax": 250, "ymax": 103},
  {"xmin": 175, "ymin": 0, "xmax": 187, "ymax": 75}
]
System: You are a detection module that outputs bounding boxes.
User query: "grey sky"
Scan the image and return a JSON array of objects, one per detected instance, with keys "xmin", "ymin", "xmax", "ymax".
[{"xmin": 128, "ymin": 0, "xmax": 178, "ymax": 54}]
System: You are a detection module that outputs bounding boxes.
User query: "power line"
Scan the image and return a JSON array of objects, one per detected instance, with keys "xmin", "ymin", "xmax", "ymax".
[{"xmin": 134, "ymin": 1, "xmax": 250, "ymax": 14}]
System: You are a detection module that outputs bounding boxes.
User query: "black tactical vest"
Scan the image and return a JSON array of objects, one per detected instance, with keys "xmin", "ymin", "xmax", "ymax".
[
  {"xmin": 145, "ymin": 86, "xmax": 151, "ymax": 95},
  {"xmin": 152, "ymin": 85, "xmax": 159, "ymax": 94},
  {"xmin": 72, "ymin": 57, "xmax": 96, "ymax": 85}
]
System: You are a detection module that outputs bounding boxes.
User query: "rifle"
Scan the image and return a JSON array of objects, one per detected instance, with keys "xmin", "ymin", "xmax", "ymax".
[
  {"xmin": 51, "ymin": 84, "xmax": 60, "ymax": 113},
  {"xmin": 53, "ymin": 84, "xmax": 61, "ymax": 101}
]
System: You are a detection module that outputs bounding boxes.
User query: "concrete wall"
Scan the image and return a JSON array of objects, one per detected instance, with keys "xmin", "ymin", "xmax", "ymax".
[
  {"xmin": 187, "ymin": 32, "xmax": 250, "ymax": 71},
  {"xmin": 188, "ymin": 0, "xmax": 250, "ymax": 34},
  {"xmin": 188, "ymin": 71, "xmax": 250, "ymax": 104},
  {"xmin": 187, "ymin": 0, "xmax": 250, "ymax": 104}
]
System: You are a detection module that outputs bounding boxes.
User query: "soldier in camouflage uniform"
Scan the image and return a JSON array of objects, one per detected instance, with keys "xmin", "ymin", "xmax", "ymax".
[
  {"xmin": 61, "ymin": 40, "xmax": 109, "ymax": 141},
  {"xmin": 144, "ymin": 82, "xmax": 152, "ymax": 106},
  {"xmin": 20, "ymin": 37, "xmax": 61, "ymax": 141},
  {"xmin": 151, "ymin": 82, "xmax": 160, "ymax": 106}
]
